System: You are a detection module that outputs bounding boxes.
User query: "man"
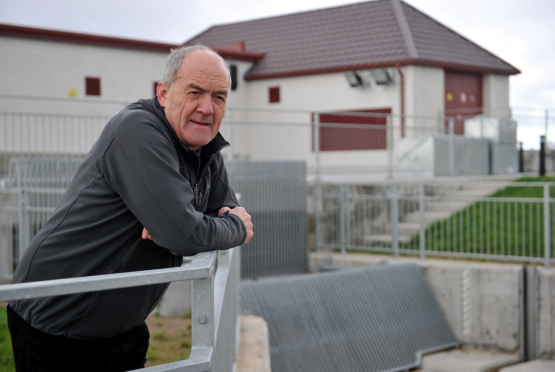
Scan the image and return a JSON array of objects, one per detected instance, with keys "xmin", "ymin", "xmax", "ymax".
[{"xmin": 7, "ymin": 45, "xmax": 253, "ymax": 371}]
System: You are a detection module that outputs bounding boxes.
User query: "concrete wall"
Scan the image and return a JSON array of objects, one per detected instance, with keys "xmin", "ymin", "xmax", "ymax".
[
  {"xmin": 537, "ymin": 267, "xmax": 555, "ymax": 359},
  {"xmin": 310, "ymin": 253, "xmax": 524, "ymax": 354},
  {"xmin": 483, "ymin": 74, "xmax": 511, "ymax": 117}
]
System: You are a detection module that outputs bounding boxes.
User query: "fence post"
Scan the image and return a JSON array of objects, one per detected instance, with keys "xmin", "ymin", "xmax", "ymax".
[
  {"xmin": 419, "ymin": 183, "xmax": 426, "ymax": 260},
  {"xmin": 544, "ymin": 184, "xmax": 551, "ymax": 268},
  {"xmin": 192, "ymin": 266, "xmax": 215, "ymax": 353},
  {"xmin": 228, "ymin": 108, "xmax": 234, "ymax": 161},
  {"xmin": 346, "ymin": 185, "xmax": 351, "ymax": 253},
  {"xmin": 314, "ymin": 112, "xmax": 322, "ymax": 252},
  {"xmin": 449, "ymin": 117, "xmax": 455, "ymax": 176},
  {"xmin": 387, "ymin": 115, "xmax": 393, "ymax": 178},
  {"xmin": 340, "ymin": 184, "xmax": 347, "ymax": 255},
  {"xmin": 391, "ymin": 183, "xmax": 399, "ymax": 258}
]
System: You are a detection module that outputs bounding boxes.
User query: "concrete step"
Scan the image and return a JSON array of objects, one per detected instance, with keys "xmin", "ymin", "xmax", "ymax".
[
  {"xmin": 419, "ymin": 350, "xmax": 520, "ymax": 372},
  {"xmin": 441, "ymin": 186, "xmax": 502, "ymax": 198},
  {"xmin": 406, "ymin": 211, "xmax": 451, "ymax": 224},
  {"xmin": 426, "ymin": 201, "xmax": 472, "ymax": 213},
  {"xmin": 500, "ymin": 360, "xmax": 555, "ymax": 372},
  {"xmin": 363, "ymin": 234, "xmax": 412, "ymax": 244}
]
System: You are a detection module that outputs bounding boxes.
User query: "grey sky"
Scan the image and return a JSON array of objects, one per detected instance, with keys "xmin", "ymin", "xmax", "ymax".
[{"xmin": 1, "ymin": 0, "xmax": 553, "ymax": 147}]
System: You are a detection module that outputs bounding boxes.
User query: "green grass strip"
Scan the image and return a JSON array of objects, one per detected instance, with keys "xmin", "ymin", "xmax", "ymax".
[
  {"xmin": 0, "ymin": 307, "xmax": 15, "ymax": 372},
  {"xmin": 402, "ymin": 176, "xmax": 555, "ymax": 259}
]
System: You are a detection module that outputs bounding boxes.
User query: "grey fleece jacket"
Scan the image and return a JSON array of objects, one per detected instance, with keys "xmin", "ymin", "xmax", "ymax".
[{"xmin": 9, "ymin": 97, "xmax": 246, "ymax": 339}]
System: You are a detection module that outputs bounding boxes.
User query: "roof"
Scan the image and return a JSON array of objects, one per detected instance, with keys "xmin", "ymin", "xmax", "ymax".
[
  {"xmin": 0, "ymin": 23, "xmax": 265, "ymax": 62},
  {"xmin": 186, "ymin": 0, "xmax": 520, "ymax": 80}
]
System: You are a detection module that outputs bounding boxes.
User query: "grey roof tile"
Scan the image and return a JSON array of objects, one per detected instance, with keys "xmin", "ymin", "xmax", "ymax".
[{"xmin": 186, "ymin": 0, "xmax": 519, "ymax": 79}]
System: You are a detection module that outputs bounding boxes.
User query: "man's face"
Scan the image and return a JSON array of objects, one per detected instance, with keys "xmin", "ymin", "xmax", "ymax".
[{"xmin": 157, "ymin": 50, "xmax": 229, "ymax": 150}]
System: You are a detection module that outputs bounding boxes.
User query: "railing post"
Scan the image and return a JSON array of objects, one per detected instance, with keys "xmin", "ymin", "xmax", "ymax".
[
  {"xmin": 544, "ymin": 184, "xmax": 551, "ymax": 268},
  {"xmin": 346, "ymin": 185, "xmax": 351, "ymax": 254},
  {"xmin": 387, "ymin": 115, "xmax": 393, "ymax": 178},
  {"xmin": 314, "ymin": 112, "xmax": 322, "ymax": 252},
  {"xmin": 228, "ymin": 108, "xmax": 234, "ymax": 161},
  {"xmin": 192, "ymin": 264, "xmax": 215, "ymax": 353},
  {"xmin": 419, "ymin": 183, "xmax": 426, "ymax": 260},
  {"xmin": 391, "ymin": 183, "xmax": 399, "ymax": 258},
  {"xmin": 340, "ymin": 184, "xmax": 347, "ymax": 255},
  {"xmin": 449, "ymin": 117, "xmax": 455, "ymax": 176}
]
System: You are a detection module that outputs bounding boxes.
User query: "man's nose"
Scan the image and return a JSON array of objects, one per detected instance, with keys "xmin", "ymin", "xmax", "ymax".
[{"xmin": 196, "ymin": 95, "xmax": 214, "ymax": 115}]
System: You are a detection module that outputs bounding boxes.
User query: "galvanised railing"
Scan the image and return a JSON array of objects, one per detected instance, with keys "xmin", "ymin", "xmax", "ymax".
[
  {"xmin": 315, "ymin": 181, "xmax": 554, "ymax": 267},
  {"xmin": 0, "ymin": 247, "xmax": 241, "ymax": 372}
]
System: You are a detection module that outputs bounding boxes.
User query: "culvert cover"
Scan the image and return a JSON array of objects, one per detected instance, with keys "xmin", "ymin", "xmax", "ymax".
[{"xmin": 240, "ymin": 263, "xmax": 459, "ymax": 372}]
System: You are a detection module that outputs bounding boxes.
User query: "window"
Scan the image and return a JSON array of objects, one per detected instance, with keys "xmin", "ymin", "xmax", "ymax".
[
  {"xmin": 85, "ymin": 77, "xmax": 101, "ymax": 96},
  {"xmin": 269, "ymin": 86, "xmax": 280, "ymax": 103},
  {"xmin": 230, "ymin": 65, "xmax": 238, "ymax": 91}
]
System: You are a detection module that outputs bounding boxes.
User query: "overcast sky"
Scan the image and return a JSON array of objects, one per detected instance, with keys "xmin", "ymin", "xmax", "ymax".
[{"xmin": 1, "ymin": 0, "xmax": 554, "ymax": 147}]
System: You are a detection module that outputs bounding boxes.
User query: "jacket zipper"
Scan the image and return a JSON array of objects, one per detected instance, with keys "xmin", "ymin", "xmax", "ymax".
[{"xmin": 193, "ymin": 143, "xmax": 228, "ymax": 207}]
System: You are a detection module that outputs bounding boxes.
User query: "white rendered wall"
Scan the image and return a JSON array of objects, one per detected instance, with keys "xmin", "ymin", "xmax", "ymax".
[
  {"xmin": 404, "ymin": 65, "xmax": 444, "ymax": 133},
  {"xmin": 226, "ymin": 69, "xmax": 401, "ymax": 172},
  {"xmin": 483, "ymin": 74, "xmax": 511, "ymax": 117},
  {"xmin": 0, "ymin": 36, "xmax": 167, "ymax": 116}
]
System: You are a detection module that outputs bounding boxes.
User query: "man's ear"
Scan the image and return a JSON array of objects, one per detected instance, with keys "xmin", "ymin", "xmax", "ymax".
[{"xmin": 156, "ymin": 82, "xmax": 169, "ymax": 107}]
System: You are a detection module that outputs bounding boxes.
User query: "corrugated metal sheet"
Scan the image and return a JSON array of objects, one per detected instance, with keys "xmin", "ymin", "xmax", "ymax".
[
  {"xmin": 241, "ymin": 264, "xmax": 459, "ymax": 372},
  {"xmin": 226, "ymin": 161, "xmax": 308, "ymax": 278}
]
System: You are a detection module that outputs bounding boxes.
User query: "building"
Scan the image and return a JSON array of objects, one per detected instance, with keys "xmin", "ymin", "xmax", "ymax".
[{"xmin": 0, "ymin": 0, "xmax": 519, "ymax": 175}]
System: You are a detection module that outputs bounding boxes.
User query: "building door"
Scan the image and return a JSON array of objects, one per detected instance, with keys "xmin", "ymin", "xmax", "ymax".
[
  {"xmin": 314, "ymin": 108, "xmax": 391, "ymax": 151},
  {"xmin": 444, "ymin": 71, "xmax": 483, "ymax": 135}
]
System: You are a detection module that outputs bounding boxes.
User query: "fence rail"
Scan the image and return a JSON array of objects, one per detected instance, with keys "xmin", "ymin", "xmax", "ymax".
[
  {"xmin": 0, "ymin": 247, "xmax": 240, "ymax": 372},
  {"xmin": 314, "ymin": 181, "xmax": 554, "ymax": 267},
  {"xmin": 0, "ymin": 108, "xmax": 521, "ymax": 179}
]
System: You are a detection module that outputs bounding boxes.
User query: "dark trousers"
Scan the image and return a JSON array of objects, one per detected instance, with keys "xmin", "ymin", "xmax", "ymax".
[{"xmin": 7, "ymin": 305, "xmax": 149, "ymax": 372}]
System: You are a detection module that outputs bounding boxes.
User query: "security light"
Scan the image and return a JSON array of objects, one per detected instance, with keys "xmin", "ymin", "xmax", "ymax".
[
  {"xmin": 344, "ymin": 71, "xmax": 364, "ymax": 88},
  {"xmin": 373, "ymin": 69, "xmax": 391, "ymax": 85}
]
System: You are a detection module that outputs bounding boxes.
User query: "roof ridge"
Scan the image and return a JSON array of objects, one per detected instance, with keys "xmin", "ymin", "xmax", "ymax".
[
  {"xmin": 391, "ymin": 0, "xmax": 418, "ymax": 59},
  {"xmin": 205, "ymin": 0, "xmax": 388, "ymax": 30}
]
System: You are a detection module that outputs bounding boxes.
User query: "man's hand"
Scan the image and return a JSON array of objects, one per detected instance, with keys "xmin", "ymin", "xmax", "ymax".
[
  {"xmin": 219, "ymin": 207, "xmax": 253, "ymax": 244},
  {"xmin": 142, "ymin": 207, "xmax": 253, "ymax": 244},
  {"xmin": 142, "ymin": 227, "xmax": 152, "ymax": 240}
]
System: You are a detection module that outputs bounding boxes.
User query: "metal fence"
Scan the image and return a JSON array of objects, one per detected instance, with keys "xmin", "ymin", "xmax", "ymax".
[
  {"xmin": 0, "ymin": 158, "xmax": 84, "ymax": 277},
  {"xmin": 226, "ymin": 161, "xmax": 308, "ymax": 278},
  {"xmin": 0, "ymin": 247, "xmax": 241, "ymax": 372},
  {"xmin": 0, "ymin": 108, "xmax": 521, "ymax": 180},
  {"xmin": 314, "ymin": 181, "xmax": 554, "ymax": 267}
]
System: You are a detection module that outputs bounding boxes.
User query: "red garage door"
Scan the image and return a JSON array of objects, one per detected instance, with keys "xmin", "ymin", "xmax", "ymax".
[
  {"xmin": 444, "ymin": 71, "xmax": 483, "ymax": 135},
  {"xmin": 314, "ymin": 108, "xmax": 391, "ymax": 151}
]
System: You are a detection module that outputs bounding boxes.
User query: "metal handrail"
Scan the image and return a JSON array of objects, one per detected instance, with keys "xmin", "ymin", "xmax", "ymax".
[{"xmin": 0, "ymin": 248, "xmax": 238, "ymax": 372}]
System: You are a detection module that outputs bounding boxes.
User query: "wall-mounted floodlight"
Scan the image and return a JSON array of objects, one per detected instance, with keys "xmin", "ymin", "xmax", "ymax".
[
  {"xmin": 373, "ymin": 68, "xmax": 391, "ymax": 85},
  {"xmin": 344, "ymin": 71, "xmax": 364, "ymax": 88}
]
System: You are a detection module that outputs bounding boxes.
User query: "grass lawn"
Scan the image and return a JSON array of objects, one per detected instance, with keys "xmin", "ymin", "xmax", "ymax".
[
  {"xmin": 145, "ymin": 311, "xmax": 193, "ymax": 367},
  {"xmin": 404, "ymin": 176, "xmax": 555, "ymax": 259},
  {"xmin": 0, "ymin": 304, "xmax": 15, "ymax": 372}
]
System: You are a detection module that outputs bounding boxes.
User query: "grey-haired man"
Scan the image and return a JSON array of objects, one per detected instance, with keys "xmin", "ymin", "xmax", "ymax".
[{"xmin": 8, "ymin": 45, "xmax": 252, "ymax": 371}]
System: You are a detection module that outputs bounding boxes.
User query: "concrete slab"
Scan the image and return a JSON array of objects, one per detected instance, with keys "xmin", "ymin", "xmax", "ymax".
[
  {"xmin": 420, "ymin": 349, "xmax": 519, "ymax": 372},
  {"xmin": 237, "ymin": 315, "xmax": 272, "ymax": 372},
  {"xmin": 537, "ymin": 267, "xmax": 555, "ymax": 360},
  {"xmin": 500, "ymin": 360, "xmax": 555, "ymax": 372}
]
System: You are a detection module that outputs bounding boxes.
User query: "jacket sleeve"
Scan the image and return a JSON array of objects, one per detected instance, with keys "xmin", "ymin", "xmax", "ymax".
[
  {"xmin": 205, "ymin": 154, "xmax": 241, "ymax": 217},
  {"xmin": 102, "ymin": 112, "xmax": 247, "ymax": 256}
]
